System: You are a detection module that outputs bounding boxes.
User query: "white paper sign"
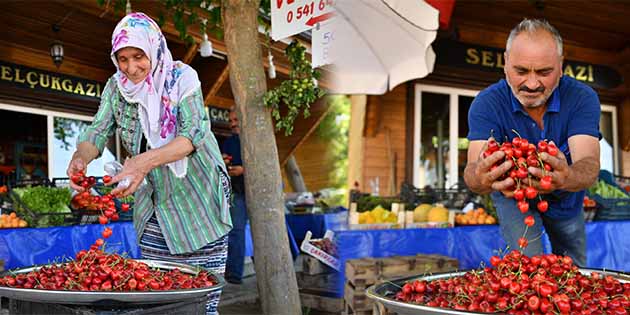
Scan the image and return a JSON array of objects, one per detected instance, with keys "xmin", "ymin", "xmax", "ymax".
[
  {"xmin": 312, "ymin": 19, "xmax": 336, "ymax": 67},
  {"xmin": 271, "ymin": 0, "xmax": 335, "ymax": 41}
]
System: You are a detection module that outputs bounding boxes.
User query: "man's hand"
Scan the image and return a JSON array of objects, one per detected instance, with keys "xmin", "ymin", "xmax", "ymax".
[
  {"xmin": 67, "ymin": 157, "xmax": 86, "ymax": 192},
  {"xmin": 109, "ymin": 156, "xmax": 150, "ymax": 197},
  {"xmin": 228, "ymin": 165, "xmax": 244, "ymax": 177},
  {"xmin": 528, "ymin": 142, "xmax": 570, "ymax": 193},
  {"xmin": 466, "ymin": 138, "xmax": 514, "ymax": 195}
]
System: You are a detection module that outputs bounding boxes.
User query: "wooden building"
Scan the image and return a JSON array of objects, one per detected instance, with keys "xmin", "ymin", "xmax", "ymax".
[
  {"xmin": 350, "ymin": 1, "xmax": 630, "ymax": 195},
  {"xmin": 0, "ymin": 1, "xmax": 331, "ymax": 185}
]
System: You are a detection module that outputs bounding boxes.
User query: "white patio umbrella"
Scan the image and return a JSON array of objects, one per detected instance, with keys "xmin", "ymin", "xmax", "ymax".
[{"xmin": 327, "ymin": 0, "xmax": 439, "ymax": 95}]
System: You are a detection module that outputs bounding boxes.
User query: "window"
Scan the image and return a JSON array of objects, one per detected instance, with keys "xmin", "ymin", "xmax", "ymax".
[
  {"xmin": 0, "ymin": 102, "xmax": 120, "ymax": 181},
  {"xmin": 600, "ymin": 105, "xmax": 618, "ymax": 174},
  {"xmin": 413, "ymin": 85, "xmax": 477, "ymax": 189},
  {"xmin": 51, "ymin": 117, "xmax": 117, "ymax": 178}
]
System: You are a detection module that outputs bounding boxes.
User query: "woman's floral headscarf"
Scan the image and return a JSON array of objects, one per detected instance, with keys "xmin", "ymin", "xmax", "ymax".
[{"xmin": 111, "ymin": 12, "xmax": 199, "ymax": 177}]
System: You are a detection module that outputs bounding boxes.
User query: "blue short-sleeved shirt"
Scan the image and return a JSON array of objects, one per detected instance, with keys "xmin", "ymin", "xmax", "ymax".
[
  {"xmin": 221, "ymin": 134, "xmax": 245, "ymax": 194},
  {"xmin": 467, "ymin": 76, "xmax": 601, "ymax": 218}
]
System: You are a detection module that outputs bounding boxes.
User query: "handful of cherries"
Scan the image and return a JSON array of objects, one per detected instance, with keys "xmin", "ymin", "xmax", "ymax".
[
  {"xmin": 484, "ymin": 132, "xmax": 559, "ymax": 214},
  {"xmin": 70, "ymin": 171, "xmax": 130, "ymax": 245}
]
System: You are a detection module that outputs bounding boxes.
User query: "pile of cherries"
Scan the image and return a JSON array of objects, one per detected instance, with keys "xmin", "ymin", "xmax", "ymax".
[
  {"xmin": 394, "ymin": 250, "xmax": 630, "ymax": 314},
  {"xmin": 70, "ymin": 171, "xmax": 130, "ymax": 241},
  {"xmin": 485, "ymin": 134, "xmax": 558, "ymax": 214},
  {"xmin": 0, "ymin": 249, "xmax": 216, "ymax": 291},
  {"xmin": 391, "ymin": 134, "xmax": 630, "ymax": 314},
  {"xmin": 310, "ymin": 238, "xmax": 338, "ymax": 258},
  {"xmin": 0, "ymin": 171, "xmax": 217, "ymax": 292}
]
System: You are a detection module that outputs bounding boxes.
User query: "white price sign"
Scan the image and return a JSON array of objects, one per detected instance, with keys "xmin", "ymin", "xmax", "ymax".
[
  {"xmin": 312, "ymin": 20, "xmax": 335, "ymax": 67},
  {"xmin": 271, "ymin": 0, "xmax": 335, "ymax": 40}
]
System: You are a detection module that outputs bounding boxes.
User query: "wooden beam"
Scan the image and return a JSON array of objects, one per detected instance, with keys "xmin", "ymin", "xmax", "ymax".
[
  {"xmin": 204, "ymin": 95, "xmax": 235, "ymax": 108},
  {"xmin": 280, "ymin": 99, "xmax": 334, "ymax": 166},
  {"xmin": 207, "ymin": 65, "xmax": 230, "ymax": 97},
  {"xmin": 182, "ymin": 43, "xmax": 199, "ymax": 64},
  {"xmin": 59, "ymin": 0, "xmax": 331, "ymax": 86},
  {"xmin": 0, "ymin": 40, "xmax": 112, "ymax": 82}
]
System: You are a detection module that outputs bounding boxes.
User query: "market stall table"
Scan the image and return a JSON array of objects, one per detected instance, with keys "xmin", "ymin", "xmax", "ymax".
[
  {"xmin": 335, "ymin": 220, "xmax": 630, "ymax": 293},
  {"xmin": 0, "ymin": 222, "xmax": 140, "ymax": 270},
  {"xmin": 285, "ymin": 208, "xmax": 348, "ymax": 245},
  {"xmin": 0, "ymin": 219, "xmax": 301, "ymax": 270}
]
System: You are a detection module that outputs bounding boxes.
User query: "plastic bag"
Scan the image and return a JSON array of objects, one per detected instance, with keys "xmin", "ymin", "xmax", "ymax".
[{"xmin": 104, "ymin": 161, "xmax": 132, "ymax": 189}]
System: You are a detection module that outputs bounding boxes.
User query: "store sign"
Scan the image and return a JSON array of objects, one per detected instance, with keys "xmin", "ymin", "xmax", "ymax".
[
  {"xmin": 433, "ymin": 39, "xmax": 623, "ymax": 90},
  {"xmin": 271, "ymin": 0, "xmax": 335, "ymax": 40},
  {"xmin": 0, "ymin": 61, "xmax": 104, "ymax": 100},
  {"xmin": 311, "ymin": 19, "xmax": 335, "ymax": 67},
  {"xmin": 205, "ymin": 106, "xmax": 230, "ymax": 125}
]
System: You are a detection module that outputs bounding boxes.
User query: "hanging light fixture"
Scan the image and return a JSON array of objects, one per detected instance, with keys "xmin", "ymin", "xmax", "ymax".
[
  {"xmin": 267, "ymin": 52, "xmax": 276, "ymax": 79},
  {"xmin": 198, "ymin": 19, "xmax": 213, "ymax": 57},
  {"xmin": 50, "ymin": 24, "xmax": 64, "ymax": 68},
  {"xmin": 199, "ymin": 33, "xmax": 213, "ymax": 57}
]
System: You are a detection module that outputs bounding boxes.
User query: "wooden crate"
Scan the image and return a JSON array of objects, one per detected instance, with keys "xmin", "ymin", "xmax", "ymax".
[
  {"xmin": 344, "ymin": 280, "xmax": 372, "ymax": 311},
  {"xmin": 300, "ymin": 288, "xmax": 344, "ymax": 313},
  {"xmin": 345, "ymin": 254, "xmax": 459, "ymax": 287},
  {"xmin": 296, "ymin": 271, "xmax": 341, "ymax": 291},
  {"xmin": 344, "ymin": 254, "xmax": 458, "ymax": 314},
  {"xmin": 303, "ymin": 254, "xmax": 335, "ymax": 275},
  {"xmin": 344, "ymin": 300, "xmax": 395, "ymax": 315}
]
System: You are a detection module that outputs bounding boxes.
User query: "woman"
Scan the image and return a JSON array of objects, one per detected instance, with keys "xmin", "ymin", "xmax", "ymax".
[{"xmin": 66, "ymin": 12, "xmax": 232, "ymax": 314}]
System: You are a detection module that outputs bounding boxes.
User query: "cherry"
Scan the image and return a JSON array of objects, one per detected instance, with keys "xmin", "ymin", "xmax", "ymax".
[
  {"xmin": 518, "ymin": 201, "xmax": 530, "ymax": 213},
  {"xmin": 525, "ymin": 186, "xmax": 538, "ymax": 199},
  {"xmin": 490, "ymin": 256, "xmax": 501, "ymax": 267},
  {"xmin": 524, "ymin": 215, "xmax": 535, "ymax": 227},
  {"xmin": 540, "ymin": 175, "xmax": 552, "ymax": 190},
  {"xmin": 518, "ymin": 237, "xmax": 528, "ymax": 248},
  {"xmin": 547, "ymin": 143, "xmax": 559, "ymax": 156},
  {"xmin": 103, "ymin": 175, "xmax": 112, "ymax": 184},
  {"xmin": 537, "ymin": 200, "xmax": 549, "ymax": 212}
]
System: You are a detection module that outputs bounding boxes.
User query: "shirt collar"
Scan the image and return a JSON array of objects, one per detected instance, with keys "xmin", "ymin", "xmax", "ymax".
[{"xmin": 508, "ymin": 78, "xmax": 561, "ymax": 114}]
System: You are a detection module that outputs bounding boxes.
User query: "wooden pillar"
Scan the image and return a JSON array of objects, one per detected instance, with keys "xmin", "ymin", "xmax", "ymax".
[
  {"xmin": 284, "ymin": 155, "xmax": 307, "ymax": 192},
  {"xmin": 347, "ymin": 95, "xmax": 367, "ymax": 191},
  {"xmin": 618, "ymin": 55, "xmax": 630, "ymax": 176}
]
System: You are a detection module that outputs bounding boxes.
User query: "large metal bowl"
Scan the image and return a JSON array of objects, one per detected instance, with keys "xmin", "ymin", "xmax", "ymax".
[
  {"xmin": 0, "ymin": 259, "xmax": 225, "ymax": 305},
  {"xmin": 366, "ymin": 268, "xmax": 630, "ymax": 315}
]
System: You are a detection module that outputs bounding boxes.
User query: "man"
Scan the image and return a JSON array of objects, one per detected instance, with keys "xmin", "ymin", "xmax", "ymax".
[
  {"xmin": 221, "ymin": 108, "xmax": 247, "ymax": 284},
  {"xmin": 464, "ymin": 19, "xmax": 600, "ymax": 266}
]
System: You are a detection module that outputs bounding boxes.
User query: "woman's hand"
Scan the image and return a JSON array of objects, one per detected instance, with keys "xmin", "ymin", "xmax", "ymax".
[
  {"xmin": 109, "ymin": 155, "xmax": 151, "ymax": 197},
  {"xmin": 67, "ymin": 157, "xmax": 87, "ymax": 192},
  {"xmin": 228, "ymin": 165, "xmax": 244, "ymax": 177}
]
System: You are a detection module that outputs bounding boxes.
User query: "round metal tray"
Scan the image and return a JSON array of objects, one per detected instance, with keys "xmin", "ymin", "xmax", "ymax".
[
  {"xmin": 0, "ymin": 259, "xmax": 225, "ymax": 305},
  {"xmin": 366, "ymin": 268, "xmax": 630, "ymax": 315}
]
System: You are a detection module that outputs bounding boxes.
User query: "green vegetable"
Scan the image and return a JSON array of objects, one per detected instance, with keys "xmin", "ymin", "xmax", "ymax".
[
  {"xmin": 356, "ymin": 196, "xmax": 399, "ymax": 212},
  {"xmin": 588, "ymin": 180, "xmax": 630, "ymax": 199},
  {"xmin": 12, "ymin": 186, "xmax": 72, "ymax": 227},
  {"xmin": 94, "ymin": 186, "xmax": 135, "ymax": 204}
]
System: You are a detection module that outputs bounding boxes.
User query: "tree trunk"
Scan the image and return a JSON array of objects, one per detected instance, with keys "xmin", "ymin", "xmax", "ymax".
[
  {"xmin": 285, "ymin": 155, "xmax": 308, "ymax": 192},
  {"xmin": 221, "ymin": 1, "xmax": 301, "ymax": 314}
]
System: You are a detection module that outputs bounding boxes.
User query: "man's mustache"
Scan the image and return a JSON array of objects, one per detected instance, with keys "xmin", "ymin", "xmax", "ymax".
[{"xmin": 519, "ymin": 86, "xmax": 545, "ymax": 93}]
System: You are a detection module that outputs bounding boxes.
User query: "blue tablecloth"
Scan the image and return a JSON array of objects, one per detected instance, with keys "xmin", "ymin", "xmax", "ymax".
[
  {"xmin": 244, "ymin": 217, "xmax": 300, "ymax": 259},
  {"xmin": 1, "ymin": 218, "xmax": 301, "ymax": 270},
  {"xmin": 0, "ymin": 222, "xmax": 141, "ymax": 270},
  {"xmin": 286, "ymin": 209, "xmax": 348, "ymax": 245},
  {"xmin": 334, "ymin": 221, "xmax": 630, "ymax": 293}
]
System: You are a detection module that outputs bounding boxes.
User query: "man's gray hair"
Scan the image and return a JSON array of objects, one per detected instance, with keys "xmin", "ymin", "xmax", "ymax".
[{"xmin": 506, "ymin": 18, "xmax": 563, "ymax": 57}]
